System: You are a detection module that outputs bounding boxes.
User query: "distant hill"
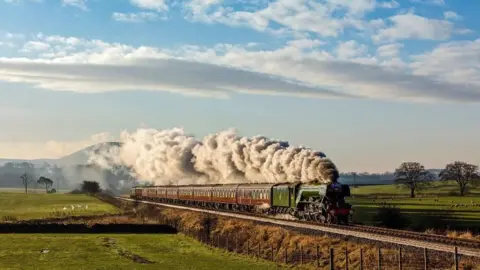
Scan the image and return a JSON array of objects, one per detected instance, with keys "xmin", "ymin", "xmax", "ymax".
[{"xmin": 0, "ymin": 142, "xmax": 122, "ymax": 167}]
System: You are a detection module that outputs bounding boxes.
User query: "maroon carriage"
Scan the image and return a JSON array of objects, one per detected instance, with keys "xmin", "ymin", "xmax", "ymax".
[
  {"xmin": 211, "ymin": 184, "xmax": 240, "ymax": 205},
  {"xmin": 237, "ymin": 183, "xmax": 275, "ymax": 210},
  {"xmin": 178, "ymin": 185, "xmax": 195, "ymax": 201},
  {"xmin": 193, "ymin": 185, "xmax": 213, "ymax": 203},
  {"xmin": 165, "ymin": 186, "xmax": 179, "ymax": 200}
]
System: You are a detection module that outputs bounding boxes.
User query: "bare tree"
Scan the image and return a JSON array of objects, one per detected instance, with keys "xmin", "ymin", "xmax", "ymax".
[
  {"xmin": 439, "ymin": 161, "xmax": 480, "ymax": 196},
  {"xmin": 394, "ymin": 162, "xmax": 435, "ymax": 198},
  {"xmin": 20, "ymin": 173, "xmax": 33, "ymax": 194}
]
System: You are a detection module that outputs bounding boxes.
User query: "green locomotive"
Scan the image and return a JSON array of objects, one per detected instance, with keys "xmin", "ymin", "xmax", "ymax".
[{"xmin": 270, "ymin": 181, "xmax": 353, "ymax": 224}]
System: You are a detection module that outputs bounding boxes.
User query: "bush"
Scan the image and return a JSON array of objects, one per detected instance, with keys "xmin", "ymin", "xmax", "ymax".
[
  {"xmin": 81, "ymin": 181, "xmax": 101, "ymax": 194},
  {"xmin": 373, "ymin": 204, "xmax": 409, "ymax": 229}
]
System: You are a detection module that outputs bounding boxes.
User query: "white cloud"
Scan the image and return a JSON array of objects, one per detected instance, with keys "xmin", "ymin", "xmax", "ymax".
[
  {"xmin": 20, "ymin": 41, "xmax": 51, "ymax": 52},
  {"xmin": 0, "ymin": 34, "xmax": 479, "ymax": 104},
  {"xmin": 378, "ymin": 0, "xmax": 399, "ymax": 8},
  {"xmin": 0, "ymin": 132, "xmax": 114, "ymax": 159},
  {"xmin": 444, "ymin": 11, "xmax": 462, "ymax": 21},
  {"xmin": 376, "ymin": 43, "xmax": 403, "ymax": 57},
  {"xmin": 129, "ymin": 0, "xmax": 168, "ymax": 12},
  {"xmin": 334, "ymin": 40, "xmax": 368, "ymax": 60},
  {"xmin": 182, "ymin": 0, "xmax": 381, "ymax": 38},
  {"xmin": 112, "ymin": 12, "xmax": 164, "ymax": 22},
  {"xmin": 372, "ymin": 12, "xmax": 454, "ymax": 42},
  {"xmin": 410, "ymin": 39, "xmax": 480, "ymax": 88},
  {"xmin": 62, "ymin": 0, "xmax": 87, "ymax": 10}
]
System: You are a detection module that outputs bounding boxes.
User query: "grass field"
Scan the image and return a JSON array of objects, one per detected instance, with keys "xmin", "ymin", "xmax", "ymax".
[
  {"xmin": 351, "ymin": 181, "xmax": 480, "ymax": 197},
  {"xmin": 0, "ymin": 193, "xmax": 120, "ymax": 221},
  {"xmin": 347, "ymin": 181, "xmax": 480, "ymax": 229},
  {"xmin": 0, "ymin": 234, "xmax": 280, "ymax": 270},
  {"xmin": 0, "ymin": 188, "xmax": 70, "ymax": 194}
]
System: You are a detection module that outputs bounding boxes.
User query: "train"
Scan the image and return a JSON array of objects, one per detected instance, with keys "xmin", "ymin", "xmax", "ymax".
[{"xmin": 130, "ymin": 181, "xmax": 354, "ymax": 224}]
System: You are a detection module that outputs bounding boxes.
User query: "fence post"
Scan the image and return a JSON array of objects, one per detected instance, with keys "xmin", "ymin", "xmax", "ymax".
[
  {"xmin": 226, "ymin": 235, "xmax": 229, "ymax": 252},
  {"xmin": 217, "ymin": 235, "xmax": 220, "ymax": 248},
  {"xmin": 454, "ymin": 247, "xmax": 458, "ymax": 270},
  {"xmin": 316, "ymin": 245, "xmax": 320, "ymax": 268},
  {"xmin": 398, "ymin": 247, "xmax": 402, "ymax": 270},
  {"xmin": 258, "ymin": 243, "xmax": 261, "ymax": 259},
  {"xmin": 271, "ymin": 245, "xmax": 274, "ymax": 262},
  {"xmin": 378, "ymin": 247, "xmax": 382, "ymax": 270},
  {"xmin": 345, "ymin": 246, "xmax": 348, "ymax": 270},
  {"xmin": 285, "ymin": 247, "xmax": 288, "ymax": 264},
  {"xmin": 330, "ymin": 248, "xmax": 334, "ymax": 270},
  {"xmin": 424, "ymin": 248, "xmax": 428, "ymax": 270},
  {"xmin": 235, "ymin": 237, "xmax": 238, "ymax": 253},
  {"xmin": 300, "ymin": 245, "xmax": 303, "ymax": 265},
  {"xmin": 360, "ymin": 248, "xmax": 363, "ymax": 270}
]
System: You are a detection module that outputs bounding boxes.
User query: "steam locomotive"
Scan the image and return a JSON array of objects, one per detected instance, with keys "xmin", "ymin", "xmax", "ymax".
[{"xmin": 130, "ymin": 181, "xmax": 354, "ymax": 224}]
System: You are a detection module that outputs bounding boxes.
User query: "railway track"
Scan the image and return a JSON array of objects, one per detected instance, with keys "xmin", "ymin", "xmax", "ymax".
[{"xmin": 117, "ymin": 197, "xmax": 480, "ymax": 257}]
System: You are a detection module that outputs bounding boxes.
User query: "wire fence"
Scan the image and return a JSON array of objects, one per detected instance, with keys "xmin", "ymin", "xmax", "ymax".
[{"xmin": 159, "ymin": 216, "xmax": 477, "ymax": 270}]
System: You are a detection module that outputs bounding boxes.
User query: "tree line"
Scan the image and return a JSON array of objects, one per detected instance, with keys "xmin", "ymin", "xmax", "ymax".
[
  {"xmin": 0, "ymin": 161, "xmax": 135, "ymax": 194},
  {"xmin": 394, "ymin": 161, "xmax": 480, "ymax": 197}
]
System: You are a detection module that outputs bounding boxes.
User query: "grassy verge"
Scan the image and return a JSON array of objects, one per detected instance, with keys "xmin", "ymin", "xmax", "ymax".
[
  {"xmin": 0, "ymin": 234, "xmax": 280, "ymax": 270},
  {"xmin": 0, "ymin": 192, "xmax": 120, "ymax": 221}
]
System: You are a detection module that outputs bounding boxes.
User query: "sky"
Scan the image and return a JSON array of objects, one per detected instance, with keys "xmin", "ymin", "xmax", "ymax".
[{"xmin": 0, "ymin": 0, "xmax": 479, "ymax": 173}]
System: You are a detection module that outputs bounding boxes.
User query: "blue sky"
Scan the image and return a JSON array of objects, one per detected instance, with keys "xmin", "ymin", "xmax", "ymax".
[{"xmin": 0, "ymin": 0, "xmax": 479, "ymax": 173}]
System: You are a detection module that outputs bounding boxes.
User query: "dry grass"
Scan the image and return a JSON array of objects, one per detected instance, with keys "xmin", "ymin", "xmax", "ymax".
[{"xmin": 130, "ymin": 204, "xmax": 479, "ymax": 270}]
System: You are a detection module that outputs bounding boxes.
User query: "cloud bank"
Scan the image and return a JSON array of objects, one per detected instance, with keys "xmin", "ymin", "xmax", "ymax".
[{"xmin": 0, "ymin": 33, "xmax": 479, "ymax": 103}]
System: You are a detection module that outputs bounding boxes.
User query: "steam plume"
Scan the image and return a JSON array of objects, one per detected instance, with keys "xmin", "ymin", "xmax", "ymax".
[{"xmin": 88, "ymin": 128, "xmax": 339, "ymax": 185}]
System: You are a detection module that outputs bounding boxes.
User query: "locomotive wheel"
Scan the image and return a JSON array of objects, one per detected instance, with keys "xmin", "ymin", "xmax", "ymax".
[{"xmin": 326, "ymin": 214, "xmax": 337, "ymax": 224}]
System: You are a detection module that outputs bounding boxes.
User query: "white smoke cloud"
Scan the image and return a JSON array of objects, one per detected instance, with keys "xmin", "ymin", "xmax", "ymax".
[{"xmin": 87, "ymin": 127, "xmax": 339, "ymax": 185}]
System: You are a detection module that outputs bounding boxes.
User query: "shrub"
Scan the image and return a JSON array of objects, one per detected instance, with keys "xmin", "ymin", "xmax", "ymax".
[
  {"xmin": 81, "ymin": 181, "xmax": 101, "ymax": 194},
  {"xmin": 373, "ymin": 204, "xmax": 409, "ymax": 229}
]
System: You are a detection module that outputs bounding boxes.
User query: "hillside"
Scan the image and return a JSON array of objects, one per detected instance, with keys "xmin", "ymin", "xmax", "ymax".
[{"xmin": 0, "ymin": 142, "xmax": 122, "ymax": 167}]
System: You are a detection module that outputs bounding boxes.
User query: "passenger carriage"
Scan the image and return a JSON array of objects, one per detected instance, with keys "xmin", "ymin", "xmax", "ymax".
[
  {"xmin": 211, "ymin": 184, "xmax": 239, "ymax": 209},
  {"xmin": 237, "ymin": 183, "xmax": 275, "ymax": 213}
]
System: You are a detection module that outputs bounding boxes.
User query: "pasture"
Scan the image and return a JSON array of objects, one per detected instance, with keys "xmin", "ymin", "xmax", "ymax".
[
  {"xmin": 0, "ymin": 187, "xmax": 70, "ymax": 194},
  {"xmin": 348, "ymin": 181, "xmax": 480, "ymax": 229},
  {"xmin": 0, "ymin": 234, "xmax": 280, "ymax": 270},
  {"xmin": 0, "ymin": 192, "xmax": 120, "ymax": 221}
]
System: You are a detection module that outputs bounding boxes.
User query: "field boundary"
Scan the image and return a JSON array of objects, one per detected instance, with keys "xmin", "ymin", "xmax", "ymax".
[{"xmin": 0, "ymin": 222, "xmax": 177, "ymax": 234}]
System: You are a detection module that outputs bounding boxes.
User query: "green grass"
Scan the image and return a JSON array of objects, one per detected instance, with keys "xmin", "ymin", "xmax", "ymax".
[
  {"xmin": 347, "ymin": 181, "xmax": 480, "ymax": 229},
  {"xmin": 0, "ymin": 234, "xmax": 280, "ymax": 270},
  {"xmin": 351, "ymin": 181, "xmax": 480, "ymax": 197},
  {"xmin": 0, "ymin": 188, "xmax": 71, "ymax": 194},
  {"xmin": 0, "ymin": 193, "xmax": 120, "ymax": 220}
]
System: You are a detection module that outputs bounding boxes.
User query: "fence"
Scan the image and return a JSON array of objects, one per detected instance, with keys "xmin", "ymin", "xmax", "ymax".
[{"xmin": 156, "ymin": 215, "xmax": 475, "ymax": 270}]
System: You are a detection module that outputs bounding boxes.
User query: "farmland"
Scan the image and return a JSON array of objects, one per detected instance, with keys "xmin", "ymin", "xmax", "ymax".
[
  {"xmin": 0, "ymin": 192, "xmax": 120, "ymax": 221},
  {"xmin": 0, "ymin": 234, "xmax": 280, "ymax": 270},
  {"xmin": 0, "ymin": 191, "xmax": 283, "ymax": 269},
  {"xmin": 347, "ymin": 181, "xmax": 480, "ymax": 230}
]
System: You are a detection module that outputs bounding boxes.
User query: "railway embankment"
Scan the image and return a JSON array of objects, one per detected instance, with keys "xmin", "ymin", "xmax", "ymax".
[{"xmin": 112, "ymin": 196, "xmax": 480, "ymax": 269}]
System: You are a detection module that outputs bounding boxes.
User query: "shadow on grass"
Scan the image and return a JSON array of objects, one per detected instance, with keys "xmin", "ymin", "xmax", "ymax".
[
  {"xmin": 354, "ymin": 205, "xmax": 480, "ymax": 232},
  {"xmin": 0, "ymin": 223, "xmax": 177, "ymax": 234}
]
